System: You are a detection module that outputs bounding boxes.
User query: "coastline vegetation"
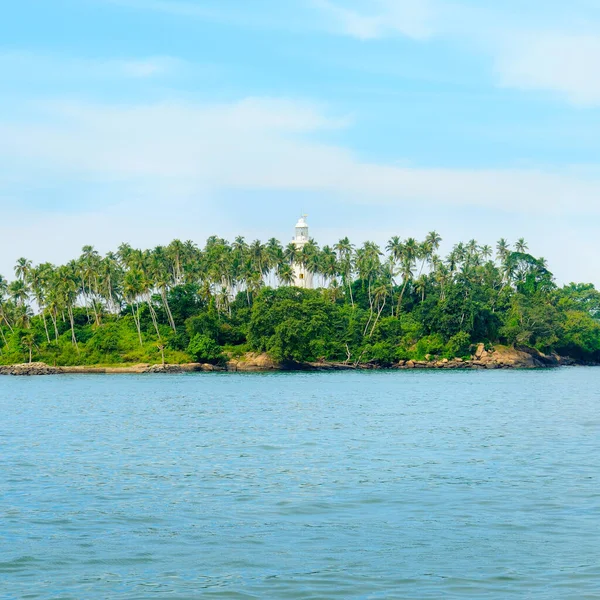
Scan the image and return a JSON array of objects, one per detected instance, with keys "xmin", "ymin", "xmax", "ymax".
[{"xmin": 1, "ymin": 234, "xmax": 600, "ymax": 367}]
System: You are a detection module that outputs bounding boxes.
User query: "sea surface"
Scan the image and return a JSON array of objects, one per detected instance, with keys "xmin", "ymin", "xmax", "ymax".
[{"xmin": 1, "ymin": 369, "xmax": 600, "ymax": 599}]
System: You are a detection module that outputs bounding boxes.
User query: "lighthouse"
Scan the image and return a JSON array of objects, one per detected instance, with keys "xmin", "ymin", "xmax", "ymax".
[{"xmin": 292, "ymin": 215, "xmax": 314, "ymax": 289}]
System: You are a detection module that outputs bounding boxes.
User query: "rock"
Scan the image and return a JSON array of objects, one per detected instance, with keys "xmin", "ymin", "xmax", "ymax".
[
  {"xmin": 200, "ymin": 364, "xmax": 226, "ymax": 372},
  {"xmin": 0, "ymin": 362, "xmax": 61, "ymax": 376},
  {"xmin": 441, "ymin": 358, "xmax": 449, "ymax": 364},
  {"xmin": 474, "ymin": 343, "xmax": 490, "ymax": 360},
  {"xmin": 145, "ymin": 364, "xmax": 202, "ymax": 373},
  {"xmin": 405, "ymin": 360, "xmax": 415, "ymax": 369},
  {"xmin": 558, "ymin": 355, "xmax": 576, "ymax": 366},
  {"xmin": 227, "ymin": 352, "xmax": 280, "ymax": 372}
]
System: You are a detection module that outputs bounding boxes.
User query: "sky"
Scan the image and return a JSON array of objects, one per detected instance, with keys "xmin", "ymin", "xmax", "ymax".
[{"xmin": 2, "ymin": 0, "xmax": 600, "ymax": 283}]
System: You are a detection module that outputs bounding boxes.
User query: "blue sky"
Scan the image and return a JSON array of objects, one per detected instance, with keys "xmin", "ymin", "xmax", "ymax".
[{"xmin": 2, "ymin": 0, "xmax": 600, "ymax": 282}]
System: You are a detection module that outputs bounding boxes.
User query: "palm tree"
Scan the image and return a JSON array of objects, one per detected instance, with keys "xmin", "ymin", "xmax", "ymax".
[
  {"xmin": 21, "ymin": 333, "xmax": 35, "ymax": 364},
  {"xmin": 396, "ymin": 238, "xmax": 418, "ymax": 313},
  {"xmin": 386, "ymin": 236, "xmax": 403, "ymax": 271},
  {"xmin": 14, "ymin": 258, "xmax": 32, "ymax": 283},
  {"xmin": 414, "ymin": 274, "xmax": 427, "ymax": 303},
  {"xmin": 123, "ymin": 269, "xmax": 145, "ymax": 346},
  {"xmin": 98, "ymin": 252, "xmax": 123, "ymax": 314},
  {"xmin": 385, "ymin": 236, "xmax": 403, "ymax": 315},
  {"xmin": 265, "ymin": 238, "xmax": 283, "ymax": 286},
  {"xmin": 79, "ymin": 245, "xmax": 101, "ymax": 325},
  {"xmin": 368, "ymin": 283, "xmax": 389, "ymax": 337},
  {"xmin": 55, "ymin": 265, "xmax": 79, "ymax": 350},
  {"xmin": 249, "ymin": 240, "xmax": 267, "ymax": 284},
  {"xmin": 9, "ymin": 280, "xmax": 29, "ymax": 308},
  {"xmin": 166, "ymin": 239, "xmax": 186, "ymax": 284},
  {"xmin": 319, "ymin": 246, "xmax": 339, "ymax": 288},
  {"xmin": 27, "ymin": 264, "xmax": 53, "ymax": 342},
  {"xmin": 181, "ymin": 240, "xmax": 200, "ymax": 284},
  {"xmin": 425, "ymin": 231, "xmax": 442, "ymax": 254},
  {"xmin": 334, "ymin": 237, "xmax": 355, "ymax": 306},
  {"xmin": 0, "ymin": 275, "xmax": 13, "ymax": 344},
  {"xmin": 277, "ymin": 263, "xmax": 295, "ymax": 286},
  {"xmin": 516, "ymin": 238, "xmax": 528, "ymax": 253},
  {"xmin": 300, "ymin": 239, "xmax": 321, "ymax": 285},
  {"xmin": 417, "ymin": 231, "xmax": 441, "ymax": 277},
  {"xmin": 356, "ymin": 241, "xmax": 382, "ymax": 334},
  {"xmin": 149, "ymin": 247, "xmax": 176, "ymax": 331},
  {"xmin": 496, "ymin": 238, "xmax": 510, "ymax": 263}
]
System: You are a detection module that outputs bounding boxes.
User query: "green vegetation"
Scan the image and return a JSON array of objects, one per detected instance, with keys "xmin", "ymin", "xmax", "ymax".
[{"xmin": 1, "ymin": 234, "xmax": 600, "ymax": 366}]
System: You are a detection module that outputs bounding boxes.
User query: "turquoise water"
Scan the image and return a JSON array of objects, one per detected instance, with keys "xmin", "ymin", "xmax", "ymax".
[{"xmin": 1, "ymin": 370, "xmax": 600, "ymax": 599}]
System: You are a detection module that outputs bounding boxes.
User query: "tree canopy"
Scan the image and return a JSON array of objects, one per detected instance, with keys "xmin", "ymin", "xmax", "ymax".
[{"xmin": 1, "ymin": 233, "xmax": 599, "ymax": 366}]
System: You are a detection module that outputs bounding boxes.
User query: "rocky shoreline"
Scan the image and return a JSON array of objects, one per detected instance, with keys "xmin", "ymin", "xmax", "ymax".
[{"xmin": 0, "ymin": 346, "xmax": 592, "ymax": 376}]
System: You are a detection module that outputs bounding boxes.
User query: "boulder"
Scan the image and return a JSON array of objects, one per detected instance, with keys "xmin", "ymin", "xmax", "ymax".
[
  {"xmin": 227, "ymin": 353, "xmax": 280, "ymax": 372},
  {"xmin": 0, "ymin": 362, "xmax": 61, "ymax": 376}
]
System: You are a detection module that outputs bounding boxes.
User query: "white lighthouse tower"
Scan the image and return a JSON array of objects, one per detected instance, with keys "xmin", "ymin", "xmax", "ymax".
[{"xmin": 292, "ymin": 215, "xmax": 314, "ymax": 289}]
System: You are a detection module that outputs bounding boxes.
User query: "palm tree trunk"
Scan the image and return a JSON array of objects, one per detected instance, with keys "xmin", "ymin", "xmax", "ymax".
[
  {"xmin": 82, "ymin": 285, "xmax": 91, "ymax": 322},
  {"xmin": 91, "ymin": 297, "xmax": 100, "ymax": 326},
  {"xmin": 41, "ymin": 310, "xmax": 51, "ymax": 343},
  {"xmin": 370, "ymin": 298, "xmax": 386, "ymax": 337},
  {"xmin": 51, "ymin": 310, "xmax": 59, "ymax": 341},
  {"xmin": 363, "ymin": 280, "xmax": 375, "ymax": 336},
  {"xmin": 1, "ymin": 312, "xmax": 14, "ymax": 332},
  {"xmin": 68, "ymin": 306, "xmax": 79, "ymax": 351},
  {"xmin": 396, "ymin": 279, "xmax": 409, "ymax": 314},
  {"xmin": 132, "ymin": 304, "xmax": 143, "ymax": 346},
  {"xmin": 146, "ymin": 294, "xmax": 161, "ymax": 339},
  {"xmin": 160, "ymin": 289, "xmax": 176, "ymax": 331}
]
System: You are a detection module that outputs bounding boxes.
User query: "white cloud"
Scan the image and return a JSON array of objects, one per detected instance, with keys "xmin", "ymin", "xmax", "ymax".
[
  {"xmin": 494, "ymin": 32, "xmax": 600, "ymax": 106},
  {"xmin": 311, "ymin": 1, "xmax": 600, "ymax": 106},
  {"xmin": 117, "ymin": 58, "xmax": 179, "ymax": 78},
  {"xmin": 93, "ymin": 0, "xmax": 600, "ymax": 107},
  {"xmin": 0, "ymin": 52, "xmax": 183, "ymax": 83},
  {"xmin": 313, "ymin": 0, "xmax": 433, "ymax": 40},
  {"xmin": 2, "ymin": 97, "xmax": 600, "ymax": 210},
  {"xmin": 2, "ymin": 96, "xmax": 600, "ymax": 282}
]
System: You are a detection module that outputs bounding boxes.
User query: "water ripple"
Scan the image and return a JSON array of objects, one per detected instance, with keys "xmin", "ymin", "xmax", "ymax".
[{"xmin": 1, "ymin": 369, "xmax": 599, "ymax": 598}]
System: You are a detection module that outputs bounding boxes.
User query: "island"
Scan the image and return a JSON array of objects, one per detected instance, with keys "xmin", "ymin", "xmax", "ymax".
[{"xmin": 1, "ymin": 219, "xmax": 599, "ymax": 373}]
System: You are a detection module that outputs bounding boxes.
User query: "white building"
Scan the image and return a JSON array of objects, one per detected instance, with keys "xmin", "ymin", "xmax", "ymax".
[{"xmin": 292, "ymin": 215, "xmax": 314, "ymax": 289}]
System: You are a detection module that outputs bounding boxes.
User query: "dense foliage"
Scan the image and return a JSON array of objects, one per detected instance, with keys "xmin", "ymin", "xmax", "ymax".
[{"xmin": 1, "ymin": 234, "xmax": 600, "ymax": 366}]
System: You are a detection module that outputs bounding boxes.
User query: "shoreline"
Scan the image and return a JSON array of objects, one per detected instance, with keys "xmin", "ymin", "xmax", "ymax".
[{"xmin": 0, "ymin": 346, "xmax": 594, "ymax": 376}]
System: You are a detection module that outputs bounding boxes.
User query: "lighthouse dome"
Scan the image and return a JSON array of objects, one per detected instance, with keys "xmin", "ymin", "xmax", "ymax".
[{"xmin": 295, "ymin": 216, "xmax": 308, "ymax": 229}]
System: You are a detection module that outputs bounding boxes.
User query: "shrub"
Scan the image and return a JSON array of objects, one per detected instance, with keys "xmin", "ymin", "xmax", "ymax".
[
  {"xmin": 365, "ymin": 342, "xmax": 397, "ymax": 365},
  {"xmin": 444, "ymin": 331, "xmax": 471, "ymax": 358},
  {"xmin": 187, "ymin": 334, "xmax": 224, "ymax": 365},
  {"xmin": 415, "ymin": 334, "xmax": 445, "ymax": 360}
]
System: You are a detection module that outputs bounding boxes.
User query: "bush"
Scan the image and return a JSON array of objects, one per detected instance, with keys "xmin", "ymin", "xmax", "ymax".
[
  {"xmin": 444, "ymin": 331, "xmax": 471, "ymax": 358},
  {"xmin": 364, "ymin": 342, "xmax": 397, "ymax": 365},
  {"xmin": 186, "ymin": 313, "xmax": 220, "ymax": 341},
  {"xmin": 187, "ymin": 334, "xmax": 224, "ymax": 364},
  {"xmin": 415, "ymin": 334, "xmax": 445, "ymax": 360},
  {"xmin": 85, "ymin": 323, "xmax": 121, "ymax": 353}
]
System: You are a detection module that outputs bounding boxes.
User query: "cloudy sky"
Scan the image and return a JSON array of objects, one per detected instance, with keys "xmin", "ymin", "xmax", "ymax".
[{"xmin": 2, "ymin": 0, "xmax": 600, "ymax": 283}]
